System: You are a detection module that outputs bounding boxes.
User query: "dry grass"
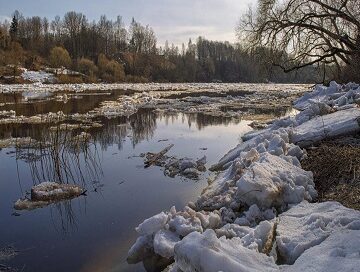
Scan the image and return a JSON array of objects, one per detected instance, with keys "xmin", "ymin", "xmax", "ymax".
[{"xmin": 302, "ymin": 136, "xmax": 360, "ymax": 210}]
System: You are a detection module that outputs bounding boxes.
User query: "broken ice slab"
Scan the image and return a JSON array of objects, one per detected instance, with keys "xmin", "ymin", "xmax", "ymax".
[
  {"xmin": 14, "ymin": 182, "xmax": 85, "ymax": 210},
  {"xmin": 291, "ymin": 107, "xmax": 360, "ymax": 147}
]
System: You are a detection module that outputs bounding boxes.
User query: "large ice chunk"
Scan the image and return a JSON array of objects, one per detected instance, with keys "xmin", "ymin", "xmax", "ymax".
[
  {"xmin": 174, "ymin": 229, "xmax": 278, "ymax": 272},
  {"xmin": 135, "ymin": 212, "xmax": 168, "ymax": 235},
  {"xmin": 236, "ymin": 153, "xmax": 316, "ymax": 209},
  {"xmin": 291, "ymin": 108, "xmax": 360, "ymax": 147},
  {"xmin": 154, "ymin": 229, "xmax": 180, "ymax": 258}
]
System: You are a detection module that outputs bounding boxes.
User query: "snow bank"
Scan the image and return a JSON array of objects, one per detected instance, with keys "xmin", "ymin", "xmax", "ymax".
[
  {"xmin": 127, "ymin": 206, "xmax": 222, "ymax": 261},
  {"xmin": 21, "ymin": 70, "xmax": 56, "ymax": 83},
  {"xmin": 281, "ymin": 229, "xmax": 360, "ymax": 272},
  {"xmin": 276, "ymin": 201, "xmax": 360, "ymax": 264},
  {"xmin": 154, "ymin": 230, "xmax": 180, "ymax": 258}
]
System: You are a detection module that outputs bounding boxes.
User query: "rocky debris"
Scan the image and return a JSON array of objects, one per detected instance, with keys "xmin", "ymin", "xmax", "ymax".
[
  {"xmin": 144, "ymin": 144, "xmax": 174, "ymax": 168},
  {"xmin": 14, "ymin": 182, "xmax": 84, "ymax": 210},
  {"xmin": 144, "ymin": 149, "xmax": 207, "ymax": 180},
  {"xmin": 0, "ymin": 246, "xmax": 18, "ymax": 262}
]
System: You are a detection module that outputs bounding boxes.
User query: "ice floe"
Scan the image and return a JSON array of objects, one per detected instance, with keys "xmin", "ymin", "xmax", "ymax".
[{"xmin": 14, "ymin": 182, "xmax": 84, "ymax": 210}]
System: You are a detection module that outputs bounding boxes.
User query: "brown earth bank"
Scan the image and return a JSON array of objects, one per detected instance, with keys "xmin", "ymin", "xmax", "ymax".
[{"xmin": 301, "ymin": 135, "xmax": 360, "ymax": 210}]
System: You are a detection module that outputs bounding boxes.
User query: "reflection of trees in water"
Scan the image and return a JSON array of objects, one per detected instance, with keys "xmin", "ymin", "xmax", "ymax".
[
  {"xmin": 129, "ymin": 109, "xmax": 157, "ymax": 147},
  {"xmin": 91, "ymin": 109, "xmax": 158, "ymax": 149},
  {"xmin": 1, "ymin": 109, "xmax": 242, "ymax": 153},
  {"xmin": 13, "ymin": 128, "xmax": 100, "ymax": 234},
  {"xmin": 92, "ymin": 116, "xmax": 129, "ymax": 151},
  {"xmin": 0, "ymin": 123, "xmax": 53, "ymax": 140},
  {"xmin": 24, "ymin": 129, "xmax": 103, "ymax": 186},
  {"xmin": 50, "ymin": 200, "xmax": 80, "ymax": 235},
  {"xmin": 157, "ymin": 112, "xmax": 241, "ymax": 130}
]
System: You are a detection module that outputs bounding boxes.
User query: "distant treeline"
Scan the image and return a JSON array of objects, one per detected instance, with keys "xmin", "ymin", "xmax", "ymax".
[{"xmin": 0, "ymin": 10, "xmax": 323, "ymax": 83}]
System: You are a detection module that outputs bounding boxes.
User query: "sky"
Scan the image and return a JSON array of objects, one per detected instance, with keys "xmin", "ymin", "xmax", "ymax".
[{"xmin": 0, "ymin": 0, "xmax": 255, "ymax": 45}]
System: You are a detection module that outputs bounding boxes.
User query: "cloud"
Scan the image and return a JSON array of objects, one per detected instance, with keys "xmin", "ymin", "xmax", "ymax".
[
  {"xmin": 0, "ymin": 0, "xmax": 255, "ymax": 44},
  {"xmin": 154, "ymin": 25, "xmax": 236, "ymax": 46}
]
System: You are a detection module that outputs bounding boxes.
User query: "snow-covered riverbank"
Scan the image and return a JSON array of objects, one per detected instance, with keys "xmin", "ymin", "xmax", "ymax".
[{"xmin": 128, "ymin": 82, "xmax": 360, "ymax": 272}]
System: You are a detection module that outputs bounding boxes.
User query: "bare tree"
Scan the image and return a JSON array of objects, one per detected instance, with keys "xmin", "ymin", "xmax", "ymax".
[{"xmin": 238, "ymin": 0, "xmax": 360, "ymax": 81}]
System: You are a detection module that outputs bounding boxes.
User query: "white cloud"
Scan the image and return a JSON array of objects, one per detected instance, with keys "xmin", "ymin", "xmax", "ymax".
[{"xmin": 0, "ymin": 0, "xmax": 256, "ymax": 44}]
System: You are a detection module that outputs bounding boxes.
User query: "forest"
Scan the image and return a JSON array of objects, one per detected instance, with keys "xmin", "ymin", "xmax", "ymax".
[{"xmin": 0, "ymin": 10, "xmax": 322, "ymax": 84}]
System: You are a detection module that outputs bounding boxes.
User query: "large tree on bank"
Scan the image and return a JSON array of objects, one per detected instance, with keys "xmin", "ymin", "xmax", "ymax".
[{"xmin": 238, "ymin": 0, "xmax": 360, "ymax": 82}]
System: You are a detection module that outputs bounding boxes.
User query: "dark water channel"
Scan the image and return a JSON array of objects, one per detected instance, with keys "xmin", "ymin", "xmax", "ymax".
[{"xmin": 0, "ymin": 94, "xmax": 254, "ymax": 271}]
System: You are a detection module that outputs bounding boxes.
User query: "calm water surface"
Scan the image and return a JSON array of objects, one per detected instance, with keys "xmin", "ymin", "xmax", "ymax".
[{"xmin": 0, "ymin": 107, "xmax": 252, "ymax": 271}]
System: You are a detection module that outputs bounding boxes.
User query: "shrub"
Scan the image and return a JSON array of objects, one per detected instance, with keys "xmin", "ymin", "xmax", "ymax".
[
  {"xmin": 98, "ymin": 53, "xmax": 125, "ymax": 82},
  {"xmin": 78, "ymin": 58, "xmax": 98, "ymax": 76},
  {"xmin": 49, "ymin": 47, "xmax": 72, "ymax": 69}
]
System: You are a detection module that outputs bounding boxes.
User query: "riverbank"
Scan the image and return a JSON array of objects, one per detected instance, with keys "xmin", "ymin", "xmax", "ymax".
[{"xmin": 128, "ymin": 81, "xmax": 360, "ymax": 272}]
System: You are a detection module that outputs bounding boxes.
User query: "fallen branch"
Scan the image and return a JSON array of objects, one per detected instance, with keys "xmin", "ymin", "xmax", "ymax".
[{"xmin": 144, "ymin": 144, "xmax": 174, "ymax": 168}]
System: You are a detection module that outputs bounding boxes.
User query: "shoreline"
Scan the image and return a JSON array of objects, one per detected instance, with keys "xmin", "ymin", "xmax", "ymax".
[{"xmin": 128, "ymin": 81, "xmax": 360, "ymax": 272}]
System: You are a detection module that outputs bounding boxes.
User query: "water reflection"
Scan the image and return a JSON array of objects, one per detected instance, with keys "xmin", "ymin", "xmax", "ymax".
[
  {"xmin": 0, "ymin": 109, "xmax": 240, "ymax": 150},
  {"xmin": 0, "ymin": 107, "xmax": 254, "ymax": 272},
  {"xmin": 0, "ymin": 90, "xmax": 134, "ymax": 116}
]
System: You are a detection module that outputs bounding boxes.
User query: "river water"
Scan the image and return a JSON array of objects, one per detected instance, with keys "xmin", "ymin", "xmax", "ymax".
[
  {"xmin": 0, "ymin": 111, "xmax": 253, "ymax": 272},
  {"xmin": 0, "ymin": 84, "xmax": 303, "ymax": 272}
]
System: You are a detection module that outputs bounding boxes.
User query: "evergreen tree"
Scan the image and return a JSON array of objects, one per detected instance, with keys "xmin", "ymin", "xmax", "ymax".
[{"xmin": 9, "ymin": 14, "xmax": 18, "ymax": 40}]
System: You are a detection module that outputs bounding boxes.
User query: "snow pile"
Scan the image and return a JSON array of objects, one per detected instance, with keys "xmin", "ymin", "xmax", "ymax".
[
  {"xmin": 127, "ymin": 206, "xmax": 222, "ymax": 262},
  {"xmin": 200, "ymin": 129, "xmax": 309, "ymax": 210},
  {"xmin": 0, "ymin": 111, "xmax": 66, "ymax": 125},
  {"xmin": 0, "ymin": 110, "xmax": 16, "ymax": 118},
  {"xmin": 215, "ymin": 220, "xmax": 276, "ymax": 253},
  {"xmin": 294, "ymin": 81, "xmax": 360, "ymax": 110},
  {"xmin": 21, "ymin": 70, "xmax": 56, "ymax": 83},
  {"xmin": 236, "ymin": 153, "xmax": 316, "ymax": 209}
]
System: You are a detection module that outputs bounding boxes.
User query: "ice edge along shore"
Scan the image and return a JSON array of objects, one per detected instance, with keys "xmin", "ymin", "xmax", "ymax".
[{"xmin": 128, "ymin": 81, "xmax": 360, "ymax": 272}]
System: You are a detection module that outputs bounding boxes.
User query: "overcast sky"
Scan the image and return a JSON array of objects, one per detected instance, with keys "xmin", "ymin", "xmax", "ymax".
[{"xmin": 0, "ymin": 0, "xmax": 255, "ymax": 45}]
